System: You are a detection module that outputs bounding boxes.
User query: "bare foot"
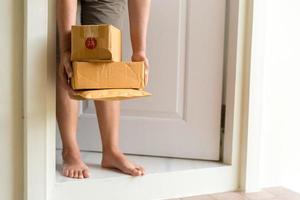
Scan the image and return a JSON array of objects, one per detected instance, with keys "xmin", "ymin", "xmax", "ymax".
[
  {"xmin": 62, "ymin": 149, "xmax": 90, "ymax": 179},
  {"xmin": 101, "ymin": 149, "xmax": 145, "ymax": 176}
]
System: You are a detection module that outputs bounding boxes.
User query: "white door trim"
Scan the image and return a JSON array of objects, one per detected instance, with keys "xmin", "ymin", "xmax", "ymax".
[
  {"xmin": 239, "ymin": 0, "xmax": 267, "ymax": 192},
  {"xmin": 23, "ymin": 0, "xmax": 56, "ymax": 199},
  {"xmin": 23, "ymin": 0, "xmax": 256, "ymax": 199}
]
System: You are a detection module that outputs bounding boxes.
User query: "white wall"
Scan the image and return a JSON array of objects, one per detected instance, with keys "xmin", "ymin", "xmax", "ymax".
[
  {"xmin": 259, "ymin": 0, "xmax": 300, "ymax": 192},
  {"xmin": 0, "ymin": 0, "xmax": 24, "ymax": 199}
]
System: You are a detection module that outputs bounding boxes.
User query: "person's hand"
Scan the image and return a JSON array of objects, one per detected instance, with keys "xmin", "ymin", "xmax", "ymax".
[
  {"xmin": 58, "ymin": 51, "xmax": 75, "ymax": 95},
  {"xmin": 131, "ymin": 52, "xmax": 149, "ymax": 87}
]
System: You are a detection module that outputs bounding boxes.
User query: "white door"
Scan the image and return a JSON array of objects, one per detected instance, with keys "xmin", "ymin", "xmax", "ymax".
[{"xmin": 57, "ymin": 0, "xmax": 226, "ymax": 160}]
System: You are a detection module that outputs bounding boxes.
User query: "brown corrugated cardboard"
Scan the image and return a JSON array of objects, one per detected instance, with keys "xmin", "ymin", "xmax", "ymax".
[
  {"xmin": 71, "ymin": 61, "xmax": 145, "ymax": 90},
  {"xmin": 71, "ymin": 24, "xmax": 121, "ymax": 62},
  {"xmin": 71, "ymin": 89, "xmax": 151, "ymax": 101}
]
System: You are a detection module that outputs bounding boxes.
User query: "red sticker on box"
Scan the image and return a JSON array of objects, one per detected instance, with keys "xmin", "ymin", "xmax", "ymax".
[{"xmin": 85, "ymin": 37, "xmax": 97, "ymax": 49}]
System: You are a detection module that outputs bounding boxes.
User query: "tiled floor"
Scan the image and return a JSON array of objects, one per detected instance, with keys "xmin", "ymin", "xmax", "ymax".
[{"xmin": 176, "ymin": 187, "xmax": 300, "ymax": 200}]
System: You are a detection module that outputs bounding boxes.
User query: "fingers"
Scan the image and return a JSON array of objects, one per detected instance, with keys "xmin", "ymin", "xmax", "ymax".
[
  {"xmin": 131, "ymin": 53, "xmax": 150, "ymax": 87},
  {"xmin": 58, "ymin": 63, "xmax": 76, "ymax": 96},
  {"xmin": 64, "ymin": 59, "xmax": 73, "ymax": 79},
  {"xmin": 59, "ymin": 71, "xmax": 75, "ymax": 95},
  {"xmin": 58, "ymin": 63, "xmax": 66, "ymax": 82},
  {"xmin": 144, "ymin": 58, "xmax": 149, "ymax": 87},
  {"xmin": 144, "ymin": 68, "xmax": 149, "ymax": 87},
  {"xmin": 61, "ymin": 51, "xmax": 73, "ymax": 78},
  {"xmin": 57, "ymin": 51, "xmax": 76, "ymax": 95}
]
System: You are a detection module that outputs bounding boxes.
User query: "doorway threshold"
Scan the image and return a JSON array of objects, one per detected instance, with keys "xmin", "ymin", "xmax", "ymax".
[
  {"xmin": 54, "ymin": 150, "xmax": 236, "ymax": 200},
  {"xmin": 56, "ymin": 150, "xmax": 225, "ymax": 182}
]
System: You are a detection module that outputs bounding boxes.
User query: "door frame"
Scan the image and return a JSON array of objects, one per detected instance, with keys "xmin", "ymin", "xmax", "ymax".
[
  {"xmin": 239, "ymin": 0, "xmax": 267, "ymax": 192},
  {"xmin": 23, "ymin": 0, "xmax": 258, "ymax": 199}
]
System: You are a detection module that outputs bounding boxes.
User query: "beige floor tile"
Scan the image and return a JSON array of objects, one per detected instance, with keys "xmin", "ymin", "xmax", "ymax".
[
  {"xmin": 212, "ymin": 192, "xmax": 247, "ymax": 200},
  {"xmin": 264, "ymin": 187, "xmax": 300, "ymax": 200},
  {"xmin": 165, "ymin": 199, "xmax": 181, "ymax": 200},
  {"xmin": 268, "ymin": 199, "xmax": 287, "ymax": 200},
  {"xmin": 264, "ymin": 187, "xmax": 297, "ymax": 196},
  {"xmin": 181, "ymin": 194, "xmax": 216, "ymax": 200},
  {"xmin": 246, "ymin": 190, "xmax": 276, "ymax": 200},
  {"xmin": 171, "ymin": 187, "xmax": 299, "ymax": 200},
  {"xmin": 276, "ymin": 193, "xmax": 300, "ymax": 200}
]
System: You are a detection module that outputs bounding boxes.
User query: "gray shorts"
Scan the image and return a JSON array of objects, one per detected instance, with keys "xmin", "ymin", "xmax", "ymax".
[{"xmin": 56, "ymin": 0, "xmax": 126, "ymax": 63}]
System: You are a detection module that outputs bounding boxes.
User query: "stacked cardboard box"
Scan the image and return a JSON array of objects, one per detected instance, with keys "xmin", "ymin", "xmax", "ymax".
[{"xmin": 70, "ymin": 24, "xmax": 151, "ymax": 101}]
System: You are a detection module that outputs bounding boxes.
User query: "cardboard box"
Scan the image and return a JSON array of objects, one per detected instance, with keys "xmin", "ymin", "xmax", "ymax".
[
  {"xmin": 71, "ymin": 89, "xmax": 151, "ymax": 101},
  {"xmin": 71, "ymin": 61, "xmax": 145, "ymax": 90},
  {"xmin": 71, "ymin": 24, "xmax": 121, "ymax": 62}
]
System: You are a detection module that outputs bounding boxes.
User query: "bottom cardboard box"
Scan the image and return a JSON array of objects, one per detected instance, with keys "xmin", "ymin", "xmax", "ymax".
[
  {"xmin": 71, "ymin": 61, "xmax": 145, "ymax": 90},
  {"xmin": 70, "ymin": 88, "xmax": 151, "ymax": 101}
]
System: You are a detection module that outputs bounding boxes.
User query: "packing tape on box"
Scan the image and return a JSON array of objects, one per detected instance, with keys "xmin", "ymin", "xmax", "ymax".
[{"xmin": 78, "ymin": 25, "xmax": 107, "ymax": 38}]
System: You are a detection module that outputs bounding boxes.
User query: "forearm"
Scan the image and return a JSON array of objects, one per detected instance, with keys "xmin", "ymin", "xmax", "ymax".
[
  {"xmin": 128, "ymin": 0, "xmax": 151, "ymax": 56},
  {"xmin": 56, "ymin": 0, "xmax": 77, "ymax": 54}
]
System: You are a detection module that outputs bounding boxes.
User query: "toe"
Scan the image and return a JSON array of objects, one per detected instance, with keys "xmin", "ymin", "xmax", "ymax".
[
  {"xmin": 78, "ymin": 170, "xmax": 84, "ymax": 179},
  {"xmin": 137, "ymin": 165, "xmax": 145, "ymax": 172},
  {"xmin": 69, "ymin": 170, "xmax": 74, "ymax": 178},
  {"xmin": 129, "ymin": 168, "xmax": 140, "ymax": 176},
  {"xmin": 63, "ymin": 168, "xmax": 69, "ymax": 177},
  {"xmin": 73, "ymin": 170, "xmax": 79, "ymax": 179},
  {"xmin": 83, "ymin": 169, "xmax": 90, "ymax": 178},
  {"xmin": 136, "ymin": 166, "xmax": 144, "ymax": 175},
  {"xmin": 135, "ymin": 168, "xmax": 143, "ymax": 176}
]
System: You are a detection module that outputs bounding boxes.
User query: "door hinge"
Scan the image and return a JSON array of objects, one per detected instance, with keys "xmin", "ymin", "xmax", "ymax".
[
  {"xmin": 219, "ymin": 104, "xmax": 226, "ymax": 161},
  {"xmin": 221, "ymin": 104, "xmax": 226, "ymax": 133}
]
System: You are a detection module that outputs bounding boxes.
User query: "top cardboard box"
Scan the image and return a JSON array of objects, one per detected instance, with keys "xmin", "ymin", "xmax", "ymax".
[{"xmin": 71, "ymin": 24, "xmax": 121, "ymax": 62}]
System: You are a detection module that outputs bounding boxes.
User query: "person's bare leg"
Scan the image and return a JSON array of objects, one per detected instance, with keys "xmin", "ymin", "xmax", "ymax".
[
  {"xmin": 56, "ymin": 74, "xmax": 89, "ymax": 179},
  {"xmin": 94, "ymin": 100, "xmax": 145, "ymax": 176}
]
